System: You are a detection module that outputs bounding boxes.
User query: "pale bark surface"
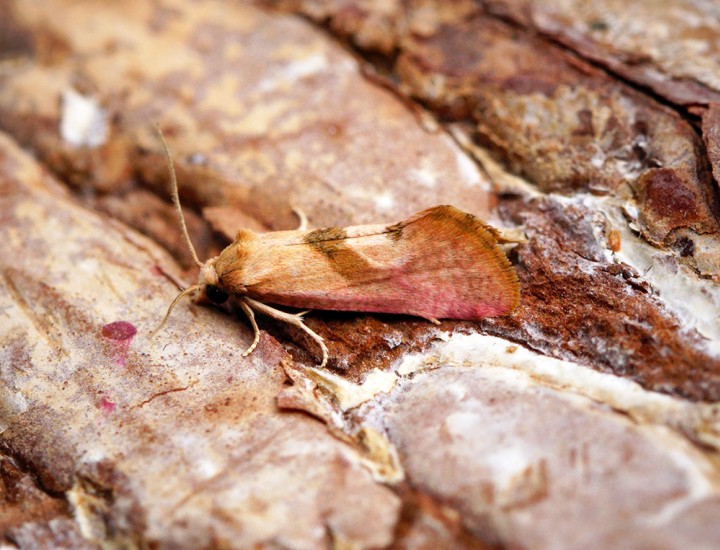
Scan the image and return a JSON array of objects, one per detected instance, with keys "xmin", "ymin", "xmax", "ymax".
[{"xmin": 1, "ymin": 1, "xmax": 719, "ymax": 548}]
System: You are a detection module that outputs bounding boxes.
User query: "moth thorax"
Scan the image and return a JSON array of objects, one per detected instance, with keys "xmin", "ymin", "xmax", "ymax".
[{"xmin": 200, "ymin": 261, "xmax": 220, "ymax": 287}]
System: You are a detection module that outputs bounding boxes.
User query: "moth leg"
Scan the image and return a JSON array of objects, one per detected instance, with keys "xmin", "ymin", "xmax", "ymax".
[
  {"xmin": 409, "ymin": 311, "xmax": 441, "ymax": 325},
  {"xmin": 291, "ymin": 207, "xmax": 309, "ymax": 231},
  {"xmin": 243, "ymin": 297, "xmax": 329, "ymax": 368},
  {"xmin": 238, "ymin": 299, "xmax": 261, "ymax": 357}
]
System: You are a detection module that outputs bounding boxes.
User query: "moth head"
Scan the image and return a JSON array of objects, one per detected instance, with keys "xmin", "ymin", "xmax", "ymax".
[
  {"xmin": 205, "ymin": 284, "xmax": 228, "ymax": 304},
  {"xmin": 199, "ymin": 260, "xmax": 228, "ymax": 305},
  {"xmin": 199, "ymin": 260, "xmax": 220, "ymax": 288}
]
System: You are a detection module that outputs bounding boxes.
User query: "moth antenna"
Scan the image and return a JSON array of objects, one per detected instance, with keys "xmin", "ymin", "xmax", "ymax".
[
  {"xmin": 156, "ymin": 125, "xmax": 204, "ymax": 269},
  {"xmin": 151, "ymin": 284, "xmax": 203, "ymax": 336}
]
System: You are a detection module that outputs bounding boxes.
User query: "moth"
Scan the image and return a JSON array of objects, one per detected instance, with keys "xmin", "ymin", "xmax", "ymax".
[{"xmin": 155, "ymin": 132, "xmax": 521, "ymax": 367}]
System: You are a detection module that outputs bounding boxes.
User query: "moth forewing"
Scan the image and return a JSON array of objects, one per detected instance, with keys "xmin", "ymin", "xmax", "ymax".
[{"xmin": 213, "ymin": 206, "xmax": 520, "ymax": 321}]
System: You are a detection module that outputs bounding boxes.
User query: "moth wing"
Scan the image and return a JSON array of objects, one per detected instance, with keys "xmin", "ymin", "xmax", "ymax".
[
  {"xmin": 370, "ymin": 205, "xmax": 520, "ymax": 319},
  {"xmin": 222, "ymin": 205, "xmax": 520, "ymax": 320}
]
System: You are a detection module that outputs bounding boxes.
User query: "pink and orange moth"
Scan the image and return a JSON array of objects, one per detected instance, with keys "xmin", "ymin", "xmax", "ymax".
[{"xmin": 154, "ymin": 132, "xmax": 520, "ymax": 367}]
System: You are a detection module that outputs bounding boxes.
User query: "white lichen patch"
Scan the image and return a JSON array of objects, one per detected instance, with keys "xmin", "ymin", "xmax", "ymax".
[
  {"xmin": 499, "ymin": 177, "xmax": 720, "ymax": 359},
  {"xmin": 306, "ymin": 366, "xmax": 399, "ymax": 411},
  {"xmin": 386, "ymin": 332, "xmax": 720, "ymax": 548},
  {"xmin": 596, "ymin": 195, "xmax": 720, "ymax": 357},
  {"xmin": 410, "ymin": 166, "xmax": 438, "ymax": 189},
  {"xmin": 60, "ymin": 89, "xmax": 108, "ymax": 148},
  {"xmin": 355, "ymin": 426, "xmax": 405, "ymax": 484},
  {"xmin": 0, "ymin": 389, "xmax": 28, "ymax": 430},
  {"xmin": 373, "ymin": 190, "xmax": 396, "ymax": 211},
  {"xmin": 395, "ymin": 332, "xmax": 720, "ymax": 450},
  {"xmin": 255, "ymin": 52, "xmax": 332, "ymax": 94}
]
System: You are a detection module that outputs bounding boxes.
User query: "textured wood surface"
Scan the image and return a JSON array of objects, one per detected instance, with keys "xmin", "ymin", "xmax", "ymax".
[{"xmin": 1, "ymin": 0, "xmax": 720, "ymax": 548}]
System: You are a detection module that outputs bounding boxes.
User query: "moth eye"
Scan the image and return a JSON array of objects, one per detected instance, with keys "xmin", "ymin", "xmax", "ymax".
[{"xmin": 206, "ymin": 285, "xmax": 229, "ymax": 304}]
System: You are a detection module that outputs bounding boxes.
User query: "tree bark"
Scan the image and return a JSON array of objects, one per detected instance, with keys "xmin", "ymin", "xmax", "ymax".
[{"xmin": 1, "ymin": 0, "xmax": 719, "ymax": 548}]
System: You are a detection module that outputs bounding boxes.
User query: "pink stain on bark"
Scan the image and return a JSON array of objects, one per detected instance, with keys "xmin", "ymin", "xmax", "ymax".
[
  {"xmin": 101, "ymin": 321, "xmax": 137, "ymax": 340},
  {"xmin": 101, "ymin": 321, "xmax": 136, "ymax": 366},
  {"xmin": 99, "ymin": 396, "xmax": 117, "ymax": 414}
]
